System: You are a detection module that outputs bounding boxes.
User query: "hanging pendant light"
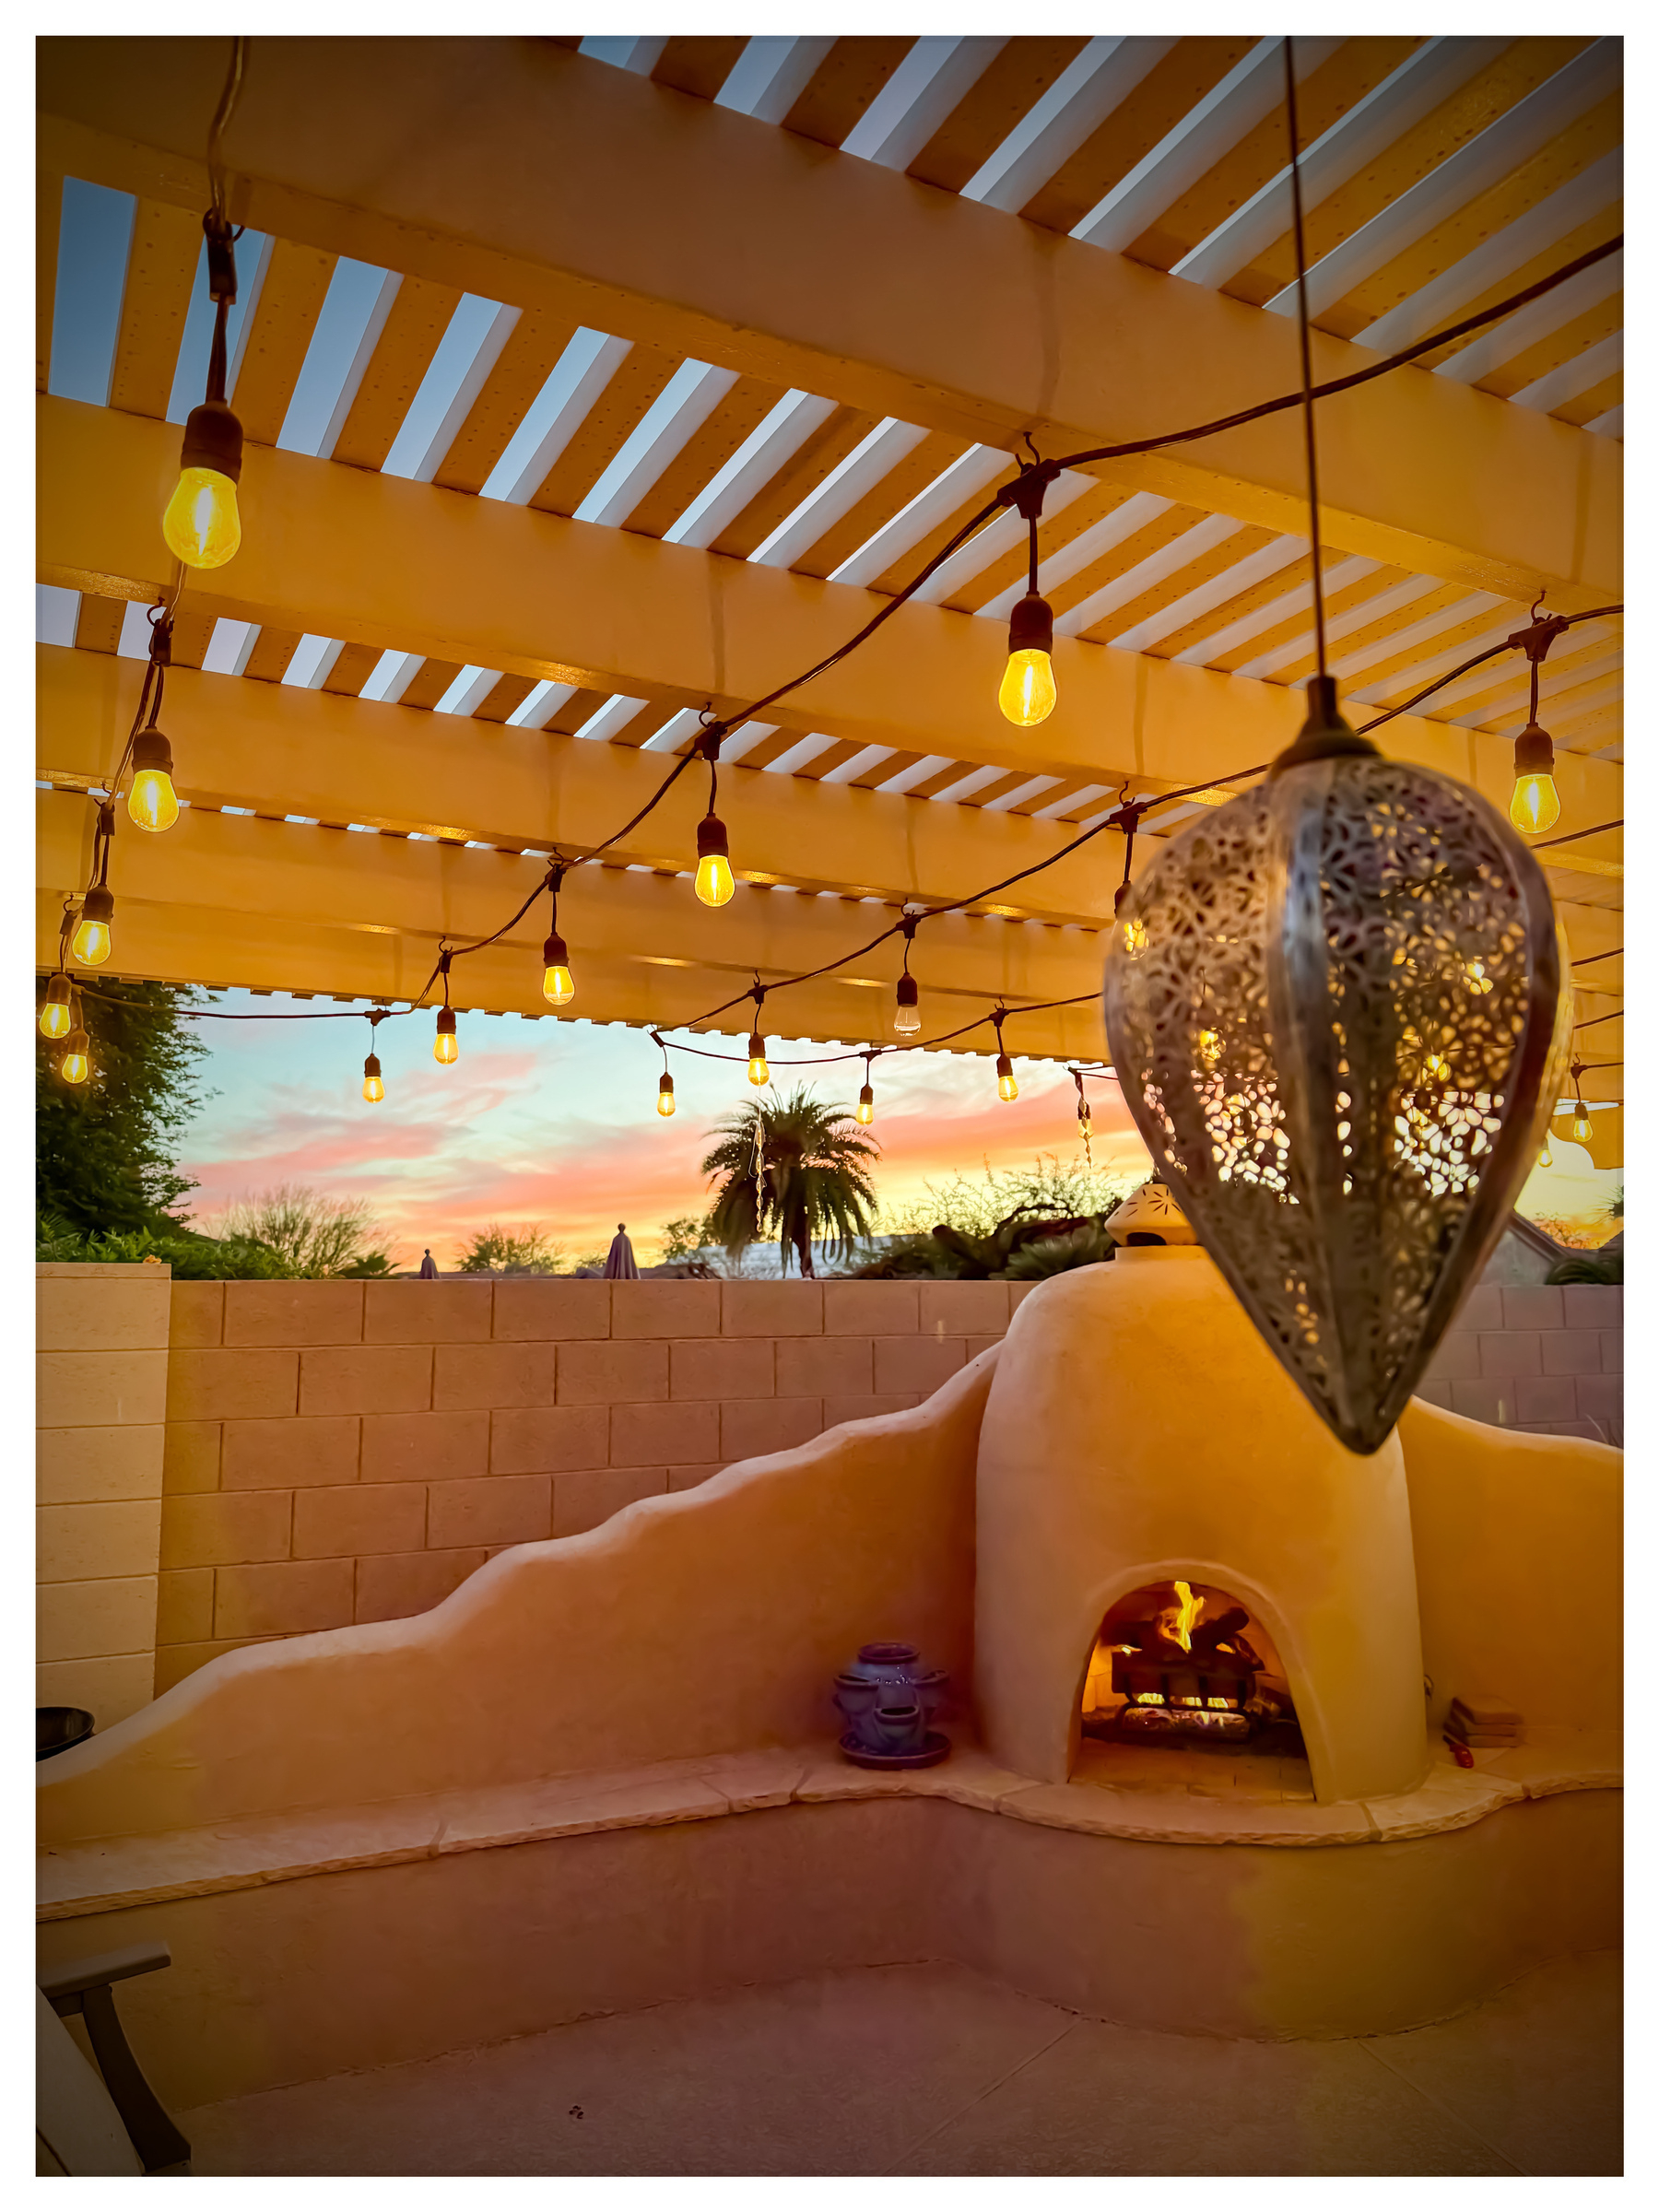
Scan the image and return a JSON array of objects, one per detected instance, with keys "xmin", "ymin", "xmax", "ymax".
[
  {"xmin": 1100, "ymin": 47, "xmax": 1572, "ymax": 1456},
  {"xmin": 856, "ymin": 1053, "xmax": 876, "ymax": 1126},
  {"xmin": 893, "ymin": 916, "xmax": 922, "ymax": 1034}
]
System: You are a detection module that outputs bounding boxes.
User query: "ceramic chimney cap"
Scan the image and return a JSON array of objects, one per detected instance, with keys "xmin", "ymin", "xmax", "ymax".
[{"xmin": 1104, "ymin": 1178, "xmax": 1199, "ymax": 1246}]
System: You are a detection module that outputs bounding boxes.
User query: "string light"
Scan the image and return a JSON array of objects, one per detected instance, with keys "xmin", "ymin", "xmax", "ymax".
[
  {"xmin": 657, "ymin": 1070, "xmax": 676, "ymax": 1117},
  {"xmin": 541, "ymin": 869, "xmax": 574, "ymax": 1005},
  {"xmin": 1507, "ymin": 609, "xmax": 1570, "ymax": 835},
  {"xmin": 127, "ymin": 725, "xmax": 180, "ymax": 833},
  {"xmin": 40, "ymin": 973, "xmax": 73, "ymax": 1041},
  {"xmin": 893, "ymin": 916, "xmax": 922, "ymax": 1034},
  {"xmin": 856, "ymin": 1053, "xmax": 876, "ymax": 1126},
  {"xmin": 999, "ymin": 466, "xmax": 1057, "ymax": 726},
  {"xmin": 362, "ymin": 1053, "xmax": 384, "ymax": 1104},
  {"xmin": 432, "ymin": 950, "xmax": 458, "ymax": 1064},
  {"xmin": 695, "ymin": 812, "xmax": 735, "ymax": 907},
  {"xmin": 60, "ymin": 1020, "xmax": 91, "ymax": 1087},
  {"xmin": 747, "ymin": 1029, "xmax": 770, "ymax": 1087},
  {"xmin": 994, "ymin": 1011, "xmax": 1018, "ymax": 1102},
  {"xmin": 1537, "ymin": 1138, "xmax": 1552, "ymax": 1169},
  {"xmin": 163, "ymin": 51, "xmax": 248, "ymax": 572},
  {"xmin": 73, "ymin": 887, "xmax": 113, "ymax": 969}
]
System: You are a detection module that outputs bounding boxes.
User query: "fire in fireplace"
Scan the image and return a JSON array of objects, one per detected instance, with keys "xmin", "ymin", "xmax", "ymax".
[{"xmin": 1080, "ymin": 1579, "xmax": 1300, "ymax": 1747}]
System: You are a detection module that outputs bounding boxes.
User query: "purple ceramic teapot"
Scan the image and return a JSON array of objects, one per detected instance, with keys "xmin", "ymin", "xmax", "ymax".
[{"xmin": 833, "ymin": 1641, "xmax": 949, "ymax": 1768}]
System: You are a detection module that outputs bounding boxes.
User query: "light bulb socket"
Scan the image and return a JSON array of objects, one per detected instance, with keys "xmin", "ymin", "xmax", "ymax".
[
  {"xmin": 1007, "ymin": 593, "xmax": 1053, "ymax": 655},
  {"xmin": 896, "ymin": 973, "xmax": 918, "ymax": 1012},
  {"xmin": 858, "ymin": 1084, "xmax": 874, "ymax": 1110},
  {"xmin": 364, "ymin": 1053, "xmax": 382, "ymax": 1080},
  {"xmin": 131, "ymin": 726, "xmax": 174, "ymax": 780},
  {"xmin": 65, "ymin": 1027, "xmax": 89, "ymax": 1055},
  {"xmin": 436, "ymin": 1007, "xmax": 456, "ymax": 1038},
  {"xmin": 1272, "ymin": 674, "xmax": 1380, "ymax": 776},
  {"xmin": 46, "ymin": 974, "xmax": 72, "ymax": 1008},
  {"xmin": 204, "ymin": 212, "xmax": 239, "ymax": 304},
  {"xmin": 81, "ymin": 885, "xmax": 114, "ymax": 927},
  {"xmin": 1512, "ymin": 722, "xmax": 1555, "ymax": 776},
  {"xmin": 658, "ymin": 1072, "xmax": 675, "ymax": 1102},
  {"xmin": 1113, "ymin": 881, "xmax": 1133, "ymax": 915},
  {"xmin": 995, "ymin": 1052, "xmax": 1014, "ymax": 1082},
  {"xmin": 180, "ymin": 399, "xmax": 244, "ymax": 485},
  {"xmin": 747, "ymin": 1029, "xmax": 766, "ymax": 1061},
  {"xmin": 542, "ymin": 929, "xmax": 569, "ymax": 968},
  {"xmin": 697, "ymin": 813, "xmax": 730, "ymax": 862}
]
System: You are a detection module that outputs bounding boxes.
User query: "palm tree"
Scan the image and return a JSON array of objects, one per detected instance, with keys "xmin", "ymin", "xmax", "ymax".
[{"xmin": 700, "ymin": 1084, "xmax": 879, "ymax": 1278}]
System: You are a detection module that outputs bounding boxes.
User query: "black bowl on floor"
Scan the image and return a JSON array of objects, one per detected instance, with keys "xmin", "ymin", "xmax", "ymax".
[{"xmin": 37, "ymin": 1707, "xmax": 94, "ymax": 1761}]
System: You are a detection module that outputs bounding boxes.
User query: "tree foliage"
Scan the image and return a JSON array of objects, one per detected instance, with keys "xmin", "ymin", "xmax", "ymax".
[
  {"xmin": 453, "ymin": 1223, "xmax": 564, "ymax": 1276},
  {"xmin": 700, "ymin": 1085, "xmax": 879, "ymax": 1278},
  {"xmin": 205, "ymin": 1184, "xmax": 394, "ymax": 1277},
  {"xmin": 36, "ymin": 980, "xmax": 210, "ymax": 1235}
]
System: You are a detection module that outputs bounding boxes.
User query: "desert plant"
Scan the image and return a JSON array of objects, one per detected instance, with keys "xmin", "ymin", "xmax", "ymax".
[
  {"xmin": 35, "ymin": 1211, "xmax": 293, "ymax": 1279},
  {"xmin": 1547, "ymin": 1249, "xmax": 1623, "ymax": 1287},
  {"xmin": 1003, "ymin": 1220, "xmax": 1118, "ymax": 1278},
  {"xmin": 206, "ymin": 1184, "xmax": 392, "ymax": 1277},
  {"xmin": 454, "ymin": 1223, "xmax": 564, "ymax": 1276},
  {"xmin": 701, "ymin": 1086, "xmax": 878, "ymax": 1277},
  {"xmin": 883, "ymin": 1155, "xmax": 1136, "ymax": 1241}
]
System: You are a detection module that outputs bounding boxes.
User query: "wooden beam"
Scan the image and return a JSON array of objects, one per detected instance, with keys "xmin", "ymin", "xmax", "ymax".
[
  {"xmin": 38, "ymin": 37, "xmax": 1619, "ymax": 603},
  {"xmin": 35, "ymin": 398, "xmax": 1628, "ymax": 835}
]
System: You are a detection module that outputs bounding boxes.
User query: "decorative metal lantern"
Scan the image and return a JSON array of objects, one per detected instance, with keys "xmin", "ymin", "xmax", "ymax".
[{"xmin": 1103, "ymin": 681, "xmax": 1572, "ymax": 1454}]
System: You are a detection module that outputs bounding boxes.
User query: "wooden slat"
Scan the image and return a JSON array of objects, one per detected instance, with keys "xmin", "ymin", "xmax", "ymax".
[
  {"xmin": 73, "ymin": 595, "xmax": 124, "ymax": 654},
  {"xmin": 1129, "ymin": 39, "xmax": 1421, "ymax": 274},
  {"xmin": 107, "ymin": 197, "xmax": 202, "ymax": 419},
  {"xmin": 1416, "ymin": 204, "xmax": 1622, "ymax": 373},
  {"xmin": 474, "ymin": 674, "xmax": 537, "ymax": 724},
  {"xmin": 38, "ymin": 168, "xmax": 61, "ymax": 393},
  {"xmin": 1042, "ymin": 506, "xmax": 1214, "ymax": 627},
  {"xmin": 1076, "ymin": 522, "xmax": 1281, "ymax": 646},
  {"xmin": 1554, "ymin": 371, "xmax": 1621, "ymax": 429},
  {"xmin": 708, "ymin": 405, "xmax": 883, "ymax": 560},
  {"xmin": 432, "ymin": 306, "xmax": 584, "ymax": 496},
  {"xmin": 1322, "ymin": 92, "xmax": 1622, "ymax": 338},
  {"xmin": 167, "ymin": 610, "xmax": 217, "ymax": 670},
  {"xmin": 1150, "ymin": 541, "xmax": 1338, "ymax": 662},
  {"xmin": 905, "ymin": 39, "xmax": 1087, "ymax": 194},
  {"xmin": 619, "ymin": 371, "xmax": 790, "ymax": 538},
  {"xmin": 529, "ymin": 344, "xmax": 680, "ymax": 515},
  {"xmin": 651, "ymin": 37, "xmax": 747, "ymax": 102},
  {"xmin": 866, "ymin": 476, "xmax": 1018, "ymax": 598},
  {"xmin": 1205, "ymin": 564, "xmax": 1414, "ymax": 674},
  {"xmin": 1018, "ymin": 37, "xmax": 1254, "ymax": 233},
  {"xmin": 1357, "ymin": 603, "xmax": 1532, "ymax": 702},
  {"xmin": 241, "ymin": 627, "xmax": 305, "ymax": 683},
  {"xmin": 542, "ymin": 686, "xmax": 612, "ymax": 736},
  {"xmin": 1237, "ymin": 37, "xmax": 1594, "ymax": 312},
  {"xmin": 1477, "ymin": 295, "xmax": 1623, "ymax": 402},
  {"xmin": 331, "ymin": 274, "xmax": 463, "ymax": 471},
  {"xmin": 789, "ymin": 431, "xmax": 973, "ymax": 581},
  {"xmin": 321, "ymin": 642, "xmax": 382, "ymax": 697},
  {"xmin": 399, "ymin": 658, "xmax": 465, "ymax": 712},
  {"xmin": 609, "ymin": 701, "xmax": 683, "ymax": 749},
  {"xmin": 780, "ymin": 38, "xmax": 912, "ymax": 148},
  {"xmin": 1269, "ymin": 580, "xmax": 1477, "ymax": 691},
  {"xmin": 231, "ymin": 239, "xmax": 337, "ymax": 447}
]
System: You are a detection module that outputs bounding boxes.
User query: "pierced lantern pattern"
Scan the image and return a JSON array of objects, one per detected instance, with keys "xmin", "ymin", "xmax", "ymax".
[{"xmin": 1104, "ymin": 755, "xmax": 1571, "ymax": 1454}]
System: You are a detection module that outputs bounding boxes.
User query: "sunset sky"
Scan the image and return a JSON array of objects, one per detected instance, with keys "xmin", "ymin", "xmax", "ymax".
[{"xmin": 175, "ymin": 994, "xmax": 1155, "ymax": 1269}]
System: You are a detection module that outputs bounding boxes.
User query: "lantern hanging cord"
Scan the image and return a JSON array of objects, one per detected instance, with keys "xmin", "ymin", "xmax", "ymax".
[
  {"xmin": 206, "ymin": 36, "xmax": 249, "ymax": 228},
  {"xmin": 1284, "ymin": 39, "xmax": 1327, "ymax": 679}
]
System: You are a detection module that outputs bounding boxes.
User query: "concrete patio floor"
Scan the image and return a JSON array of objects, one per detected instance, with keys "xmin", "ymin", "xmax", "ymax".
[{"xmin": 179, "ymin": 1947, "xmax": 1620, "ymax": 2175}]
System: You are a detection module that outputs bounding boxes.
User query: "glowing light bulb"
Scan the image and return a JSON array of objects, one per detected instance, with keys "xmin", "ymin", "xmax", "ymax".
[
  {"xmin": 856, "ymin": 1084, "xmax": 875, "ymax": 1126},
  {"xmin": 695, "ymin": 814, "xmax": 735, "ymax": 907},
  {"xmin": 894, "ymin": 973, "xmax": 921, "ymax": 1036},
  {"xmin": 542, "ymin": 930, "xmax": 574, "ymax": 1006},
  {"xmin": 995, "ymin": 1052, "xmax": 1018, "ymax": 1103},
  {"xmin": 999, "ymin": 649, "xmax": 1057, "ymax": 728},
  {"xmin": 434, "ymin": 1009, "xmax": 459, "ymax": 1065},
  {"xmin": 362, "ymin": 1054, "xmax": 384, "ymax": 1105},
  {"xmin": 162, "ymin": 466, "xmax": 241, "ymax": 570},
  {"xmin": 40, "ymin": 976, "xmax": 73, "ymax": 1040},
  {"xmin": 1537, "ymin": 1140, "xmax": 1552, "ymax": 1169},
  {"xmin": 657, "ymin": 1072, "xmax": 676, "ymax": 1118},
  {"xmin": 72, "ymin": 888, "xmax": 113, "ymax": 968},
  {"xmin": 60, "ymin": 1028, "xmax": 90, "ymax": 1086},
  {"xmin": 999, "ymin": 594, "xmax": 1056, "ymax": 727},
  {"xmin": 747, "ymin": 1030, "xmax": 770, "ymax": 1087},
  {"xmin": 1571, "ymin": 1106, "xmax": 1594, "ymax": 1144},
  {"xmin": 163, "ymin": 401, "xmax": 244, "ymax": 569},
  {"xmin": 1509, "ymin": 722, "xmax": 1560, "ymax": 834},
  {"xmin": 127, "ymin": 728, "xmax": 179, "ymax": 831}
]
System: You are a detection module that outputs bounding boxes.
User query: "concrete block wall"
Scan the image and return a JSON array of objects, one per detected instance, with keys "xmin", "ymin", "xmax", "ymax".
[
  {"xmin": 1416, "ymin": 1283, "xmax": 1623, "ymax": 1445},
  {"xmin": 152, "ymin": 1277, "xmax": 1033, "ymax": 1695},
  {"xmin": 36, "ymin": 1264, "xmax": 171, "ymax": 1728}
]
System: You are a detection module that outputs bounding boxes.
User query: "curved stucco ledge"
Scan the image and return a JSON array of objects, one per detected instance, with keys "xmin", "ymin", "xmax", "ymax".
[{"xmin": 39, "ymin": 1729, "xmax": 1620, "ymax": 1923}]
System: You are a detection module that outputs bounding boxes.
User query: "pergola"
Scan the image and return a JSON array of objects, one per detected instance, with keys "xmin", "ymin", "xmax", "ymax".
[{"xmin": 36, "ymin": 33, "xmax": 1622, "ymax": 1113}]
